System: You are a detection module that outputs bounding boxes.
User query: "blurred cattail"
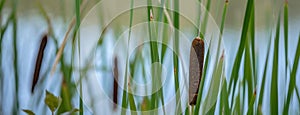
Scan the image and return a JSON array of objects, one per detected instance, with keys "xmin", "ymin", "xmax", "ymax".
[
  {"xmin": 189, "ymin": 37, "xmax": 204, "ymax": 105},
  {"xmin": 113, "ymin": 57, "xmax": 119, "ymax": 110},
  {"xmin": 31, "ymin": 34, "xmax": 48, "ymax": 93}
]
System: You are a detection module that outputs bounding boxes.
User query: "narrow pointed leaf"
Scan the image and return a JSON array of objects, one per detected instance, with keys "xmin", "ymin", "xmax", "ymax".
[{"xmin": 22, "ymin": 109, "xmax": 35, "ymax": 115}]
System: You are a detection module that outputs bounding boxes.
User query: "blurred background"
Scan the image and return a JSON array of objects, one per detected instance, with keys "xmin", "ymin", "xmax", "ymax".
[{"xmin": 0, "ymin": 0, "xmax": 300, "ymax": 114}]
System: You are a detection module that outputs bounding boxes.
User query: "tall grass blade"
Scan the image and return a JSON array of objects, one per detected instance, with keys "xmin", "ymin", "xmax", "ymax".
[
  {"xmin": 244, "ymin": 4, "xmax": 255, "ymax": 112},
  {"xmin": 79, "ymin": 79, "xmax": 83, "ymax": 115},
  {"xmin": 0, "ymin": 0, "xmax": 8, "ymax": 103},
  {"xmin": 126, "ymin": 44, "xmax": 137, "ymax": 114},
  {"xmin": 217, "ymin": 1, "xmax": 229, "ymax": 113},
  {"xmin": 246, "ymin": 90, "xmax": 256, "ymax": 115},
  {"xmin": 270, "ymin": 14, "xmax": 280, "ymax": 115},
  {"xmin": 257, "ymin": 36, "xmax": 272, "ymax": 114},
  {"xmin": 244, "ymin": 36, "xmax": 253, "ymax": 113},
  {"xmin": 59, "ymin": 80, "xmax": 72, "ymax": 113},
  {"xmin": 219, "ymin": 0, "xmax": 228, "ymax": 37},
  {"xmin": 51, "ymin": 0, "xmax": 88, "ymax": 74},
  {"xmin": 284, "ymin": 0, "xmax": 288, "ymax": 77},
  {"xmin": 234, "ymin": 91, "xmax": 241, "ymax": 115},
  {"xmin": 250, "ymin": 0, "xmax": 256, "ymax": 82},
  {"xmin": 283, "ymin": 33, "xmax": 300, "ymax": 114},
  {"xmin": 0, "ymin": 15, "xmax": 11, "ymax": 41},
  {"xmin": 201, "ymin": 0, "xmax": 211, "ymax": 34},
  {"xmin": 0, "ymin": 0, "xmax": 5, "ymax": 14},
  {"xmin": 146, "ymin": 0, "xmax": 161, "ymax": 112},
  {"xmin": 196, "ymin": 0, "xmax": 203, "ymax": 36},
  {"xmin": 219, "ymin": 78, "xmax": 230, "ymax": 115},
  {"xmin": 12, "ymin": 0, "xmax": 19, "ymax": 114},
  {"xmin": 75, "ymin": 0, "xmax": 82, "ymax": 114},
  {"xmin": 215, "ymin": 0, "xmax": 228, "ymax": 74},
  {"xmin": 296, "ymin": 87, "xmax": 300, "ymax": 108},
  {"xmin": 127, "ymin": 86, "xmax": 137, "ymax": 115},
  {"xmin": 229, "ymin": 0, "xmax": 253, "ymax": 109},
  {"xmin": 206, "ymin": 102, "xmax": 216, "ymax": 115},
  {"xmin": 121, "ymin": 0, "xmax": 134, "ymax": 114},
  {"xmin": 202, "ymin": 53, "xmax": 224, "ymax": 114},
  {"xmin": 173, "ymin": 0, "xmax": 182, "ymax": 113},
  {"xmin": 157, "ymin": 1, "xmax": 167, "ymax": 113}
]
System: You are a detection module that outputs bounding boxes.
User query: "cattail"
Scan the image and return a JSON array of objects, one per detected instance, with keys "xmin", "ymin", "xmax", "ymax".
[
  {"xmin": 31, "ymin": 34, "xmax": 48, "ymax": 93},
  {"xmin": 189, "ymin": 37, "xmax": 204, "ymax": 105},
  {"xmin": 113, "ymin": 57, "xmax": 119, "ymax": 110}
]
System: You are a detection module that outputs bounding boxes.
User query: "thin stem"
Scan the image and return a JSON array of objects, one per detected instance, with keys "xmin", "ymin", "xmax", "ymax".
[
  {"xmin": 121, "ymin": 0, "xmax": 134, "ymax": 114},
  {"xmin": 12, "ymin": 0, "xmax": 19, "ymax": 114},
  {"xmin": 173, "ymin": 0, "xmax": 182, "ymax": 114}
]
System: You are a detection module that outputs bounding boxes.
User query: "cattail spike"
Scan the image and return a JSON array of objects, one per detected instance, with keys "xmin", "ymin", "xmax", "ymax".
[
  {"xmin": 113, "ymin": 57, "xmax": 119, "ymax": 110},
  {"xmin": 31, "ymin": 34, "xmax": 48, "ymax": 93},
  {"xmin": 189, "ymin": 37, "xmax": 205, "ymax": 105}
]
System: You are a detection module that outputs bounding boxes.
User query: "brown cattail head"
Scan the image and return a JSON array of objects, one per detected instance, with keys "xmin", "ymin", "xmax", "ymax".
[
  {"xmin": 31, "ymin": 34, "xmax": 48, "ymax": 93},
  {"xmin": 225, "ymin": 0, "xmax": 229, "ymax": 4},
  {"xmin": 189, "ymin": 37, "xmax": 205, "ymax": 105},
  {"xmin": 113, "ymin": 57, "xmax": 119, "ymax": 110}
]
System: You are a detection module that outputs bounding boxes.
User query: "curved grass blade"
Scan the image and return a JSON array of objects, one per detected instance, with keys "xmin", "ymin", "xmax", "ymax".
[
  {"xmin": 242, "ymin": 3, "xmax": 255, "ymax": 112},
  {"xmin": 76, "ymin": 0, "xmax": 83, "ymax": 114},
  {"xmin": 229, "ymin": 0, "xmax": 254, "ymax": 109},
  {"xmin": 250, "ymin": 0, "xmax": 256, "ymax": 82},
  {"xmin": 219, "ymin": 78, "xmax": 230, "ymax": 115},
  {"xmin": 201, "ymin": 0, "xmax": 212, "ymax": 34},
  {"xmin": 246, "ymin": 90, "xmax": 256, "ymax": 115},
  {"xmin": 270, "ymin": 14, "xmax": 281, "ymax": 115},
  {"xmin": 296, "ymin": 87, "xmax": 300, "ymax": 109},
  {"xmin": 173, "ymin": 0, "xmax": 182, "ymax": 113},
  {"xmin": 146, "ymin": 0, "xmax": 160, "ymax": 112},
  {"xmin": 157, "ymin": 1, "xmax": 169, "ymax": 113},
  {"xmin": 234, "ymin": 90, "xmax": 241, "ymax": 115},
  {"xmin": 284, "ymin": 0, "xmax": 289, "ymax": 77},
  {"xmin": 12, "ymin": 0, "xmax": 19, "ymax": 113},
  {"xmin": 244, "ymin": 41, "xmax": 254, "ymax": 113},
  {"xmin": 202, "ymin": 53, "xmax": 224, "ymax": 114},
  {"xmin": 215, "ymin": 0, "xmax": 228, "ymax": 75},
  {"xmin": 128, "ymin": 85, "xmax": 137, "ymax": 115},
  {"xmin": 244, "ymin": 7, "xmax": 255, "ymax": 111},
  {"xmin": 257, "ymin": 35, "xmax": 272, "ymax": 114},
  {"xmin": 283, "ymin": 33, "xmax": 300, "ymax": 114},
  {"xmin": 51, "ymin": 0, "xmax": 88, "ymax": 75},
  {"xmin": 121, "ymin": 0, "xmax": 134, "ymax": 114},
  {"xmin": 0, "ymin": 0, "xmax": 5, "ymax": 13}
]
